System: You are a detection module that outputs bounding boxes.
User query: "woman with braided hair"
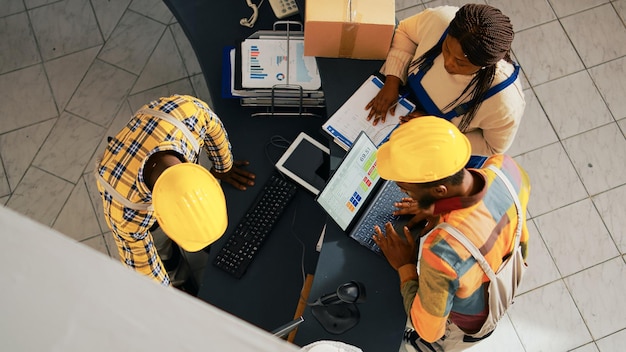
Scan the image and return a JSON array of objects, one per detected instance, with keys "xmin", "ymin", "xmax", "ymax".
[{"xmin": 366, "ymin": 4, "xmax": 525, "ymax": 168}]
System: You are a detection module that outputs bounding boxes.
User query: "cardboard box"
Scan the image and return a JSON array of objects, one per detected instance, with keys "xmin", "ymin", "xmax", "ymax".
[{"xmin": 304, "ymin": 0, "xmax": 395, "ymax": 60}]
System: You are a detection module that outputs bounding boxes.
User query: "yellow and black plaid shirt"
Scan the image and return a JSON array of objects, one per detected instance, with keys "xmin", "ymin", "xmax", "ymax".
[{"xmin": 96, "ymin": 95, "xmax": 233, "ymax": 285}]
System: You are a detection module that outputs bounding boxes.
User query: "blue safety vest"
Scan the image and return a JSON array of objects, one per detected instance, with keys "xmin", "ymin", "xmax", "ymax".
[{"xmin": 407, "ymin": 29, "xmax": 520, "ymax": 168}]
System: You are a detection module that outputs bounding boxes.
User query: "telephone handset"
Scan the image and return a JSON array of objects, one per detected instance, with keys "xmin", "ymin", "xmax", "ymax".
[{"xmin": 240, "ymin": 0, "xmax": 299, "ymax": 28}]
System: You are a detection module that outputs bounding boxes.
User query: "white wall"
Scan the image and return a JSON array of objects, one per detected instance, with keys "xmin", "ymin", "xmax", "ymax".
[{"xmin": 0, "ymin": 205, "xmax": 300, "ymax": 352}]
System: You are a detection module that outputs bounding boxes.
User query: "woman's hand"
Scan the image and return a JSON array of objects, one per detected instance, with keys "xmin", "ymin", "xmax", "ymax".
[
  {"xmin": 211, "ymin": 160, "xmax": 256, "ymax": 191},
  {"xmin": 366, "ymin": 76, "xmax": 402, "ymax": 126}
]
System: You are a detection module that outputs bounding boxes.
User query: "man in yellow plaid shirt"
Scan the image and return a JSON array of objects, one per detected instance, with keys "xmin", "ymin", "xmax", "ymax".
[{"xmin": 96, "ymin": 95, "xmax": 255, "ymax": 286}]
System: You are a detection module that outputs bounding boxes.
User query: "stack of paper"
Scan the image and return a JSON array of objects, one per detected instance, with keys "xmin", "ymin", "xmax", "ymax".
[
  {"xmin": 221, "ymin": 24, "xmax": 325, "ymax": 112},
  {"xmin": 241, "ymin": 38, "xmax": 321, "ymax": 90}
]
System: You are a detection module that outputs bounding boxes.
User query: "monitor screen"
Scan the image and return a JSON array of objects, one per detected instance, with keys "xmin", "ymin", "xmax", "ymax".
[{"xmin": 315, "ymin": 133, "xmax": 382, "ymax": 230}]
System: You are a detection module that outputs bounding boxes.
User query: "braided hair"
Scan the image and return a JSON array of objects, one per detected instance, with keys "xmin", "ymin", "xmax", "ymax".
[{"xmin": 408, "ymin": 4, "xmax": 514, "ymax": 131}]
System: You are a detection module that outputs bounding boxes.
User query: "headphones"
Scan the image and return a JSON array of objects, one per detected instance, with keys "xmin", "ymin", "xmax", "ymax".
[{"xmin": 240, "ymin": 0, "xmax": 262, "ymax": 28}]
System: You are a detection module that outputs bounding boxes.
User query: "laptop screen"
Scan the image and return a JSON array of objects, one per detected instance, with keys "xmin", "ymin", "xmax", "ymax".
[{"xmin": 316, "ymin": 132, "xmax": 383, "ymax": 230}]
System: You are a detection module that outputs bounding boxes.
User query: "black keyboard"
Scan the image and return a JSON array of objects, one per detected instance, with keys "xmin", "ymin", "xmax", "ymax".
[
  {"xmin": 349, "ymin": 181, "xmax": 406, "ymax": 254},
  {"xmin": 213, "ymin": 174, "xmax": 298, "ymax": 278}
]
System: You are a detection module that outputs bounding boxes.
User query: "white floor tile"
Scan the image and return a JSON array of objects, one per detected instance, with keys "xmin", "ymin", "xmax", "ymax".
[
  {"xmin": 507, "ymin": 89, "xmax": 558, "ymax": 157},
  {"xmin": 130, "ymin": 28, "xmax": 187, "ymax": 94},
  {"xmin": 97, "ymin": 10, "xmax": 165, "ymax": 74},
  {"xmin": 0, "ymin": 119, "xmax": 56, "ymax": 191},
  {"xmin": 592, "ymin": 184, "xmax": 626, "ymax": 254},
  {"xmin": 90, "ymin": 0, "xmax": 131, "ymax": 41},
  {"xmin": 549, "ymin": 0, "xmax": 609, "ymax": 17},
  {"xmin": 24, "ymin": 0, "xmax": 60, "ymax": 9},
  {"xmin": 28, "ymin": 0, "xmax": 102, "ymax": 60},
  {"xmin": 0, "ymin": 164, "xmax": 9, "ymax": 197},
  {"xmin": 561, "ymin": 4, "xmax": 626, "ymax": 68},
  {"xmin": 65, "ymin": 59, "xmax": 136, "ymax": 126},
  {"xmin": 0, "ymin": 65, "xmax": 57, "ymax": 135},
  {"xmin": 534, "ymin": 199, "xmax": 619, "ymax": 277},
  {"xmin": 508, "ymin": 280, "xmax": 592, "ymax": 352},
  {"xmin": 589, "ymin": 56, "xmax": 626, "ymax": 120},
  {"xmin": 190, "ymin": 73, "xmax": 213, "ymax": 106},
  {"xmin": 44, "ymin": 46, "xmax": 101, "ymax": 111},
  {"xmin": 562, "ymin": 123, "xmax": 626, "ymax": 196},
  {"xmin": 52, "ymin": 176, "xmax": 102, "ymax": 241},
  {"xmin": 129, "ymin": 0, "xmax": 173, "ymax": 24},
  {"xmin": 534, "ymin": 71, "xmax": 613, "ymax": 140},
  {"xmin": 32, "ymin": 112, "xmax": 105, "ymax": 183},
  {"xmin": 424, "ymin": 1, "xmax": 486, "ymax": 10},
  {"xmin": 564, "ymin": 258, "xmax": 626, "ymax": 339},
  {"xmin": 514, "ymin": 143, "xmax": 587, "ymax": 216},
  {"xmin": 570, "ymin": 342, "xmax": 600, "ymax": 352},
  {"xmin": 596, "ymin": 328, "xmax": 626, "ymax": 352},
  {"xmin": 395, "ymin": 0, "xmax": 422, "ymax": 11},
  {"xmin": 487, "ymin": 0, "xmax": 556, "ymax": 31},
  {"xmin": 464, "ymin": 314, "xmax": 525, "ymax": 352},
  {"xmin": 615, "ymin": 0, "xmax": 626, "ymax": 22},
  {"xmin": 0, "ymin": 12, "xmax": 40, "ymax": 74},
  {"xmin": 0, "ymin": 0, "xmax": 25, "ymax": 17},
  {"xmin": 396, "ymin": 5, "xmax": 425, "ymax": 21},
  {"xmin": 80, "ymin": 234, "xmax": 109, "ymax": 256},
  {"xmin": 5, "ymin": 167, "xmax": 74, "ymax": 226},
  {"xmin": 512, "ymin": 21, "xmax": 585, "ymax": 86},
  {"xmin": 170, "ymin": 23, "xmax": 202, "ymax": 76}
]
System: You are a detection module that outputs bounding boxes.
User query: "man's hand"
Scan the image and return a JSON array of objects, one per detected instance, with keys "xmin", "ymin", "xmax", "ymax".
[
  {"xmin": 393, "ymin": 197, "xmax": 438, "ymax": 231},
  {"xmin": 211, "ymin": 160, "xmax": 255, "ymax": 191},
  {"xmin": 373, "ymin": 222, "xmax": 418, "ymax": 270},
  {"xmin": 399, "ymin": 110, "xmax": 428, "ymax": 124}
]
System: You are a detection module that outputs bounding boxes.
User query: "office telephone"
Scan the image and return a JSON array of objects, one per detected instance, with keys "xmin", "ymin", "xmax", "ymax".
[
  {"xmin": 268, "ymin": 0, "xmax": 299, "ymax": 19},
  {"xmin": 241, "ymin": 0, "xmax": 299, "ymax": 28}
]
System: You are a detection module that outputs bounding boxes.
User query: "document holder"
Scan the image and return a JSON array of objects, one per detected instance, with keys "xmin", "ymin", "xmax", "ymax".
[{"xmin": 237, "ymin": 21, "xmax": 325, "ymax": 117}]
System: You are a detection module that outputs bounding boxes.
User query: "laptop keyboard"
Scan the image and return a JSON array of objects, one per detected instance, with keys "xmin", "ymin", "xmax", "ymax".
[
  {"xmin": 350, "ymin": 181, "xmax": 406, "ymax": 254},
  {"xmin": 213, "ymin": 174, "xmax": 297, "ymax": 278}
]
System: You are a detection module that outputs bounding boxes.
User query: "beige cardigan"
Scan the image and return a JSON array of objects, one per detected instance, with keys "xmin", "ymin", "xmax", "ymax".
[{"xmin": 381, "ymin": 6, "xmax": 525, "ymax": 156}]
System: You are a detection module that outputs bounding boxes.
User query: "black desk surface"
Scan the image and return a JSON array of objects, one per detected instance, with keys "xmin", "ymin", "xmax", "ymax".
[{"xmin": 164, "ymin": 0, "xmax": 405, "ymax": 349}]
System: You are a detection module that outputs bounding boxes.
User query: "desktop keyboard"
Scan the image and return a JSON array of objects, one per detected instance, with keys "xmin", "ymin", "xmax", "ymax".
[{"xmin": 213, "ymin": 174, "xmax": 298, "ymax": 278}]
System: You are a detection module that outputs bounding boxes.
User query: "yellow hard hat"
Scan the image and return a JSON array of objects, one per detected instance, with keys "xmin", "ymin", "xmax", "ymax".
[
  {"xmin": 152, "ymin": 163, "xmax": 227, "ymax": 252},
  {"xmin": 377, "ymin": 116, "xmax": 471, "ymax": 183}
]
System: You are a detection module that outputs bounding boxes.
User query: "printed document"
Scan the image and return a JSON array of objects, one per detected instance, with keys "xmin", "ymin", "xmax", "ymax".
[
  {"xmin": 241, "ymin": 38, "xmax": 321, "ymax": 90},
  {"xmin": 322, "ymin": 75, "xmax": 415, "ymax": 149}
]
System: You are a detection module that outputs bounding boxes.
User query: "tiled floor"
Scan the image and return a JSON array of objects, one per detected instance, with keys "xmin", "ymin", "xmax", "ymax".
[{"xmin": 1, "ymin": 0, "xmax": 625, "ymax": 350}]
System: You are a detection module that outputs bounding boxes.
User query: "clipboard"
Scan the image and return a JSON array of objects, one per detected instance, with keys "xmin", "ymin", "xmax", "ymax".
[{"xmin": 322, "ymin": 75, "xmax": 415, "ymax": 149}]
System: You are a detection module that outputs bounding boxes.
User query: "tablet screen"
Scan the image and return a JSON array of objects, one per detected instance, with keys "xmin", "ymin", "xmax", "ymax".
[{"xmin": 276, "ymin": 132, "xmax": 331, "ymax": 195}]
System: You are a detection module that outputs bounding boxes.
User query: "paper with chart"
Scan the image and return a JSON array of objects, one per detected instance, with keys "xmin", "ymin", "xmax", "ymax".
[
  {"xmin": 241, "ymin": 38, "xmax": 321, "ymax": 90},
  {"xmin": 322, "ymin": 75, "xmax": 415, "ymax": 149}
]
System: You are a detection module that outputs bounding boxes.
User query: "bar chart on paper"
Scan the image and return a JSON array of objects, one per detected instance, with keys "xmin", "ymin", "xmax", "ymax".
[{"xmin": 241, "ymin": 38, "xmax": 321, "ymax": 90}]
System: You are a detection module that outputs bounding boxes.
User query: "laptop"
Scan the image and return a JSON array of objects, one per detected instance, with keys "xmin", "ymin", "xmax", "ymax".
[{"xmin": 315, "ymin": 132, "xmax": 412, "ymax": 255}]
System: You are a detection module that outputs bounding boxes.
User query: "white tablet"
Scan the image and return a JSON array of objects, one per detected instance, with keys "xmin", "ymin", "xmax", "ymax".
[{"xmin": 275, "ymin": 132, "xmax": 331, "ymax": 195}]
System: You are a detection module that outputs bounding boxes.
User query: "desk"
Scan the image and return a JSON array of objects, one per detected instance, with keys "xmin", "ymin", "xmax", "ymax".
[{"xmin": 164, "ymin": 1, "xmax": 406, "ymax": 349}]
